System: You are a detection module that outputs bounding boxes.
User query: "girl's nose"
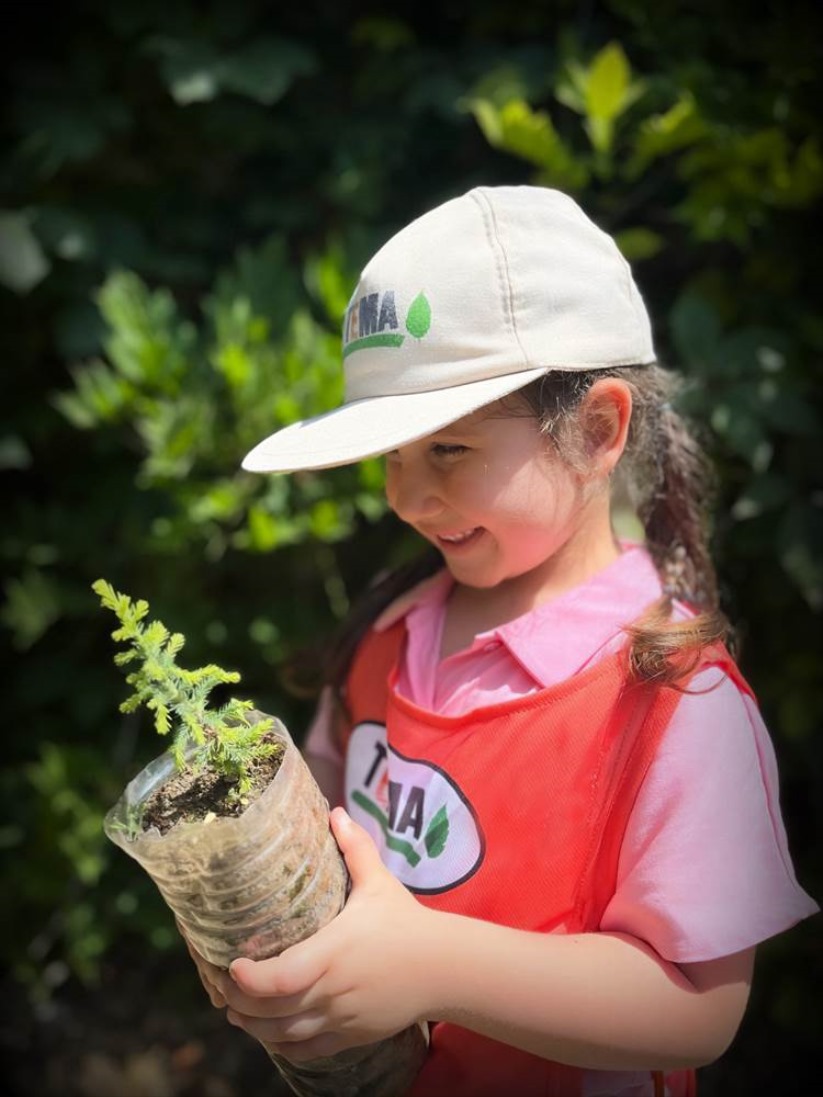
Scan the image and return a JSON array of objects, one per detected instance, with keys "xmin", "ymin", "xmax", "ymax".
[{"xmin": 386, "ymin": 464, "xmax": 443, "ymax": 525}]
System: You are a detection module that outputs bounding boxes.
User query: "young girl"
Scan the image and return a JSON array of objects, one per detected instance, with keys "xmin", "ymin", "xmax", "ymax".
[{"xmin": 193, "ymin": 186, "xmax": 817, "ymax": 1096}]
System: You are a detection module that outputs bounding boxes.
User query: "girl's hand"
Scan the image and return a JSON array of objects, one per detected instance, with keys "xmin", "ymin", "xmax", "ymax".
[
  {"xmin": 213, "ymin": 808, "xmax": 436, "ymax": 1062},
  {"xmin": 178, "ymin": 921, "xmax": 227, "ymax": 1009}
]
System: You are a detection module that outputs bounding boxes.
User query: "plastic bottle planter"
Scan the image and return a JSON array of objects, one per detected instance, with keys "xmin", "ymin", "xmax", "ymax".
[{"xmin": 105, "ymin": 715, "xmax": 428, "ymax": 1097}]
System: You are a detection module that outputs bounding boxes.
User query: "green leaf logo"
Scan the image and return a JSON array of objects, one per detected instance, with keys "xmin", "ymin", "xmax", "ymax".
[
  {"xmin": 424, "ymin": 805, "xmax": 449, "ymax": 858},
  {"xmin": 405, "ymin": 292, "xmax": 431, "ymax": 339}
]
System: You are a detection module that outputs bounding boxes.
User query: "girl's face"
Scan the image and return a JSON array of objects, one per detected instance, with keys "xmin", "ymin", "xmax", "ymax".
[{"xmin": 384, "ymin": 402, "xmax": 615, "ymax": 603}]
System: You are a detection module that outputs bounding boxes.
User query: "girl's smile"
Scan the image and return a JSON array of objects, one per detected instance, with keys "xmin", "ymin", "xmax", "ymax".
[
  {"xmin": 434, "ymin": 527, "xmax": 483, "ymax": 548},
  {"xmin": 384, "ymin": 401, "xmax": 620, "ymax": 616}
]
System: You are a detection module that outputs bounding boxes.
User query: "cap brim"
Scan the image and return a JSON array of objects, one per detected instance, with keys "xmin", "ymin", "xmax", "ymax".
[{"xmin": 241, "ymin": 367, "xmax": 550, "ymax": 472}]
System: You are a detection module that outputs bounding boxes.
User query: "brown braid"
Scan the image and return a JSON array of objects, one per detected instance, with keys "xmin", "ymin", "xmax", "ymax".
[
  {"xmin": 624, "ymin": 369, "xmax": 718, "ymax": 607},
  {"xmin": 517, "ymin": 365, "xmax": 733, "ymax": 686}
]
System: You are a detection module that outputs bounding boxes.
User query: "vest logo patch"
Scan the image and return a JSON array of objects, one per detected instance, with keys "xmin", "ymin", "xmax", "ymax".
[
  {"xmin": 345, "ymin": 721, "xmax": 484, "ymax": 894},
  {"xmin": 342, "ymin": 290, "xmax": 432, "ymax": 359}
]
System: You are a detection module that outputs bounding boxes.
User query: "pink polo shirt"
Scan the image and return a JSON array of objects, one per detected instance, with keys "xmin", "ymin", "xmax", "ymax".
[
  {"xmin": 306, "ymin": 544, "xmax": 817, "ymax": 966},
  {"xmin": 305, "ymin": 545, "xmax": 817, "ymax": 1096}
]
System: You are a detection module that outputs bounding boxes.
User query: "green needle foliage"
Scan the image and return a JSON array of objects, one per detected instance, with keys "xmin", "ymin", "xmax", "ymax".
[{"xmin": 93, "ymin": 579, "xmax": 277, "ymax": 802}]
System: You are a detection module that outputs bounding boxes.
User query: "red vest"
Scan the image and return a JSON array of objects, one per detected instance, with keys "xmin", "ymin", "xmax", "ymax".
[{"xmin": 342, "ymin": 623, "xmax": 749, "ymax": 1097}]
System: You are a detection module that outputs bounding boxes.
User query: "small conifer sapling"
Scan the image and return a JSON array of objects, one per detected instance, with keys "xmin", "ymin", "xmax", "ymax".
[{"xmin": 93, "ymin": 579, "xmax": 279, "ymax": 810}]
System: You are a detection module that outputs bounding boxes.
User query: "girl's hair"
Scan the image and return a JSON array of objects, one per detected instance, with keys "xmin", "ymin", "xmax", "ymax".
[
  {"xmin": 286, "ymin": 363, "xmax": 732, "ymax": 709},
  {"xmin": 514, "ymin": 364, "xmax": 733, "ymax": 686}
]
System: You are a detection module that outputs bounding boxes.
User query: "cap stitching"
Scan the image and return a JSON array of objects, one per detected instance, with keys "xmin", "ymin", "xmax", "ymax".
[{"xmin": 471, "ymin": 189, "xmax": 531, "ymax": 369}]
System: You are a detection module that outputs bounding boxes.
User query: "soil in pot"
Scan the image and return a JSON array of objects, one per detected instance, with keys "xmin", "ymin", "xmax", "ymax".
[{"xmin": 138, "ymin": 732, "xmax": 285, "ymax": 834}]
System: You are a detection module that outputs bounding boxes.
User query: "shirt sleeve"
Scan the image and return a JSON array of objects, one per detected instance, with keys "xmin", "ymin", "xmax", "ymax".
[{"xmin": 599, "ymin": 667, "xmax": 819, "ymax": 962}]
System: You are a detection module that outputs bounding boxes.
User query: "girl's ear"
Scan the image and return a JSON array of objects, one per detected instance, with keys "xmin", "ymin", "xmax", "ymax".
[{"xmin": 580, "ymin": 378, "xmax": 632, "ymax": 476}]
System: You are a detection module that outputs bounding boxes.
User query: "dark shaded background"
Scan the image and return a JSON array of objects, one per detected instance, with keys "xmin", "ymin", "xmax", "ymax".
[{"xmin": 2, "ymin": 2, "xmax": 821, "ymax": 1094}]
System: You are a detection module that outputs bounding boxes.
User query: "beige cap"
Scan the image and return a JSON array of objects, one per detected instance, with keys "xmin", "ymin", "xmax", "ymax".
[{"xmin": 242, "ymin": 185, "xmax": 655, "ymax": 472}]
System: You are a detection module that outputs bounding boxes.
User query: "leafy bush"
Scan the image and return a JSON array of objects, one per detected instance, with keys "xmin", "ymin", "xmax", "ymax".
[{"xmin": 2, "ymin": 2, "xmax": 820, "ymax": 1090}]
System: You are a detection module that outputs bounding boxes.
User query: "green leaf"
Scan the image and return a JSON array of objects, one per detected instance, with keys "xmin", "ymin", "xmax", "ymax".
[
  {"xmin": 586, "ymin": 43, "xmax": 631, "ymax": 122},
  {"xmin": 310, "ymin": 498, "xmax": 346, "ymax": 540},
  {"xmin": 613, "ymin": 227, "xmax": 663, "ymax": 261},
  {"xmin": 1, "ymin": 569, "xmax": 61, "ymax": 650},
  {"xmin": 555, "ymin": 60, "xmax": 588, "ymax": 115},
  {"xmin": 304, "ymin": 246, "xmax": 355, "ymax": 324},
  {"xmin": 212, "ymin": 234, "xmax": 301, "ymax": 335},
  {"xmin": 556, "ymin": 43, "xmax": 646, "ymax": 155},
  {"xmin": 424, "ymin": 805, "xmax": 449, "ymax": 859},
  {"xmin": 151, "ymin": 36, "xmax": 316, "ymax": 107},
  {"xmin": 95, "ymin": 271, "xmax": 196, "ymax": 394},
  {"xmin": 405, "ymin": 292, "xmax": 431, "ymax": 339},
  {"xmin": 217, "ymin": 39, "xmax": 317, "ymax": 106},
  {"xmin": 467, "ymin": 98, "xmax": 588, "ymax": 190},
  {"xmin": 215, "ymin": 343, "xmax": 253, "ymax": 390},
  {"xmin": 150, "ymin": 40, "xmax": 221, "ymax": 105},
  {"xmin": 466, "ymin": 97, "xmax": 504, "ymax": 145},
  {"xmin": 52, "ymin": 360, "xmax": 133, "ymax": 429},
  {"xmin": 248, "ymin": 505, "xmax": 280, "ymax": 552},
  {"xmin": 628, "ymin": 95, "xmax": 706, "ymax": 177},
  {"xmin": 154, "ymin": 703, "xmax": 171, "ymax": 735},
  {"xmin": 0, "ymin": 212, "xmax": 51, "ymax": 293}
]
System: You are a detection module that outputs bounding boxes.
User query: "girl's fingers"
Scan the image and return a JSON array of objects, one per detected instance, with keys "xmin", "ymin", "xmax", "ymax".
[
  {"xmin": 329, "ymin": 808, "xmax": 385, "ymax": 887},
  {"xmin": 229, "ymin": 942, "xmax": 327, "ymax": 1000},
  {"xmin": 180, "ymin": 932, "xmax": 227, "ymax": 1007},
  {"xmin": 204, "ymin": 977, "xmax": 227, "ymax": 1008},
  {"xmin": 216, "ymin": 972, "xmax": 318, "ymax": 1019},
  {"xmin": 181, "ymin": 931, "xmax": 218, "ymax": 980},
  {"xmin": 227, "ymin": 1007, "xmax": 330, "ymax": 1046},
  {"xmin": 182, "ymin": 931, "xmax": 325, "ymax": 1018},
  {"xmin": 196, "ymin": 960, "xmax": 227, "ymax": 1007}
]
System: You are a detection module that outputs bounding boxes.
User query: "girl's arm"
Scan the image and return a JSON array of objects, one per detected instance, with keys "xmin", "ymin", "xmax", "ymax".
[
  {"xmin": 206, "ymin": 810, "xmax": 754, "ymax": 1071},
  {"xmin": 414, "ymin": 911, "xmax": 754, "ymax": 1071}
]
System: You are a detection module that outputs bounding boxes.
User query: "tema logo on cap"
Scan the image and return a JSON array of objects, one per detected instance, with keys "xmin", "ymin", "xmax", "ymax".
[
  {"xmin": 345, "ymin": 721, "xmax": 484, "ymax": 894},
  {"xmin": 343, "ymin": 290, "xmax": 431, "ymax": 358}
]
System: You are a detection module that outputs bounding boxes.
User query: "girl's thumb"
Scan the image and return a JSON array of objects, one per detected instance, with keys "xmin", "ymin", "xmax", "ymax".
[{"xmin": 330, "ymin": 807, "xmax": 383, "ymax": 885}]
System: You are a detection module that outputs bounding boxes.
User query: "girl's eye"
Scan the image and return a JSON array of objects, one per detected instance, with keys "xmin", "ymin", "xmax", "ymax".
[{"xmin": 431, "ymin": 443, "xmax": 467, "ymax": 458}]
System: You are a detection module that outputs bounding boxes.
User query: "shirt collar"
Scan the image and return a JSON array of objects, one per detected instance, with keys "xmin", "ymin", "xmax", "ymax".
[{"xmin": 399, "ymin": 544, "xmax": 663, "ymax": 688}]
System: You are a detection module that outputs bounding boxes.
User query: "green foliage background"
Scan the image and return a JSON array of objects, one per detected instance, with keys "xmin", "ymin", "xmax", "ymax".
[{"xmin": 2, "ymin": 1, "xmax": 821, "ymax": 1092}]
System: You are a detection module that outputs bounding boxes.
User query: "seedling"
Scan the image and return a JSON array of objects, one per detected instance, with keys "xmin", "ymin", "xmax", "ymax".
[{"xmin": 93, "ymin": 579, "xmax": 277, "ymax": 805}]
